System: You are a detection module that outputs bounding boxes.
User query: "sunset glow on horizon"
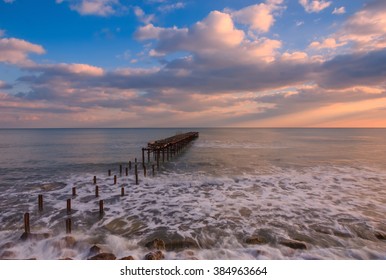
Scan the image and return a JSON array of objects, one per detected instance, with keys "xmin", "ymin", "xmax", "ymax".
[{"xmin": 1, "ymin": 0, "xmax": 386, "ymax": 128}]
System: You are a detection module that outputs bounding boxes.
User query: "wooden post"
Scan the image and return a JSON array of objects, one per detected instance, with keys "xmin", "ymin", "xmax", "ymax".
[
  {"xmin": 143, "ymin": 165, "xmax": 147, "ymax": 177},
  {"xmin": 167, "ymin": 146, "xmax": 169, "ymax": 161},
  {"xmin": 120, "ymin": 164, "xmax": 122, "ymax": 175},
  {"xmin": 142, "ymin": 148, "xmax": 145, "ymax": 168},
  {"xmin": 114, "ymin": 175, "xmax": 117, "ymax": 185},
  {"xmin": 24, "ymin": 213, "xmax": 30, "ymax": 234},
  {"xmin": 66, "ymin": 218, "xmax": 72, "ymax": 234},
  {"xmin": 38, "ymin": 194, "xmax": 43, "ymax": 211},
  {"xmin": 67, "ymin": 199, "xmax": 71, "ymax": 214},
  {"xmin": 162, "ymin": 149, "xmax": 165, "ymax": 163},
  {"xmin": 108, "ymin": 169, "xmax": 111, "ymax": 176},
  {"xmin": 93, "ymin": 176, "xmax": 97, "ymax": 184},
  {"xmin": 121, "ymin": 187, "xmax": 124, "ymax": 196},
  {"xmin": 99, "ymin": 200, "xmax": 104, "ymax": 215},
  {"xmin": 72, "ymin": 187, "xmax": 76, "ymax": 197},
  {"xmin": 129, "ymin": 161, "xmax": 132, "ymax": 170},
  {"xmin": 125, "ymin": 167, "xmax": 128, "ymax": 176},
  {"xmin": 95, "ymin": 185, "xmax": 99, "ymax": 197},
  {"xmin": 135, "ymin": 165, "xmax": 138, "ymax": 185},
  {"xmin": 157, "ymin": 150, "xmax": 160, "ymax": 170},
  {"xmin": 147, "ymin": 149, "xmax": 150, "ymax": 163},
  {"xmin": 135, "ymin": 158, "xmax": 137, "ymax": 164},
  {"xmin": 152, "ymin": 164, "xmax": 155, "ymax": 177}
]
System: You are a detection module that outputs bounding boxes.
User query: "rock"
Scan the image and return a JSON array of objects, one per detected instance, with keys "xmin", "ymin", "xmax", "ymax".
[
  {"xmin": 279, "ymin": 239, "xmax": 307, "ymax": 250},
  {"xmin": 0, "ymin": 251, "xmax": 16, "ymax": 259},
  {"xmin": 145, "ymin": 239, "xmax": 165, "ymax": 250},
  {"xmin": 375, "ymin": 231, "xmax": 386, "ymax": 240},
  {"xmin": 20, "ymin": 232, "xmax": 51, "ymax": 241},
  {"xmin": 120, "ymin": 256, "xmax": 135, "ymax": 260},
  {"xmin": 62, "ymin": 236, "xmax": 77, "ymax": 248},
  {"xmin": 88, "ymin": 245, "xmax": 102, "ymax": 256},
  {"xmin": 165, "ymin": 239, "xmax": 199, "ymax": 251},
  {"xmin": 89, "ymin": 253, "xmax": 116, "ymax": 260},
  {"xmin": 245, "ymin": 236, "xmax": 268, "ymax": 245},
  {"xmin": 144, "ymin": 251, "xmax": 164, "ymax": 260},
  {"xmin": 0, "ymin": 242, "xmax": 15, "ymax": 250}
]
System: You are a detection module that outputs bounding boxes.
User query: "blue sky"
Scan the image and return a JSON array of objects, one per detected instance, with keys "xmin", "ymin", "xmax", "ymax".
[{"xmin": 1, "ymin": 0, "xmax": 386, "ymax": 127}]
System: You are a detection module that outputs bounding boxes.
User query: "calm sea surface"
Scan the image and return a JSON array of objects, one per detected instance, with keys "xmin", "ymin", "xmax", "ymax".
[{"xmin": 0, "ymin": 128, "xmax": 385, "ymax": 259}]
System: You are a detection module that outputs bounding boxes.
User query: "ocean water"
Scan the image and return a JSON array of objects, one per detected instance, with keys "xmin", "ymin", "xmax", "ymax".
[{"xmin": 0, "ymin": 128, "xmax": 385, "ymax": 260}]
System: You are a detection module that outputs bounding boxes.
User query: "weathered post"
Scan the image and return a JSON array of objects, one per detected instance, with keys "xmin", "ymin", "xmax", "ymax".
[
  {"xmin": 93, "ymin": 176, "xmax": 97, "ymax": 184},
  {"xmin": 125, "ymin": 167, "xmax": 128, "ymax": 176},
  {"xmin": 157, "ymin": 149, "xmax": 160, "ymax": 171},
  {"xmin": 143, "ymin": 165, "xmax": 147, "ymax": 177},
  {"xmin": 129, "ymin": 161, "xmax": 132, "ymax": 170},
  {"xmin": 67, "ymin": 199, "xmax": 71, "ymax": 214},
  {"xmin": 38, "ymin": 194, "xmax": 43, "ymax": 211},
  {"xmin": 66, "ymin": 218, "xmax": 72, "ymax": 234},
  {"xmin": 24, "ymin": 213, "xmax": 30, "ymax": 234},
  {"xmin": 120, "ymin": 164, "xmax": 122, "ymax": 175},
  {"xmin": 72, "ymin": 187, "xmax": 76, "ymax": 197},
  {"xmin": 147, "ymin": 149, "xmax": 150, "ymax": 163},
  {"xmin": 95, "ymin": 185, "xmax": 99, "ymax": 197},
  {"xmin": 142, "ymin": 148, "xmax": 145, "ymax": 168},
  {"xmin": 135, "ymin": 165, "xmax": 138, "ymax": 185},
  {"xmin": 114, "ymin": 175, "xmax": 117, "ymax": 185},
  {"xmin": 108, "ymin": 169, "xmax": 111, "ymax": 176},
  {"xmin": 121, "ymin": 187, "xmax": 125, "ymax": 196},
  {"xmin": 99, "ymin": 200, "xmax": 104, "ymax": 215},
  {"xmin": 162, "ymin": 149, "xmax": 165, "ymax": 163},
  {"xmin": 152, "ymin": 164, "xmax": 155, "ymax": 177}
]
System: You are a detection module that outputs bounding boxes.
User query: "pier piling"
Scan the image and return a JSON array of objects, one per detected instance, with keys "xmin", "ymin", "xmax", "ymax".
[
  {"xmin": 38, "ymin": 194, "xmax": 43, "ymax": 211},
  {"xmin": 24, "ymin": 213, "xmax": 30, "ymax": 234},
  {"xmin": 66, "ymin": 218, "xmax": 72, "ymax": 234},
  {"xmin": 66, "ymin": 199, "xmax": 71, "ymax": 214}
]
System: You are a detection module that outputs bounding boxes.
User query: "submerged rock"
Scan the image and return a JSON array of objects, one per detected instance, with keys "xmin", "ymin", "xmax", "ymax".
[
  {"xmin": 144, "ymin": 251, "xmax": 164, "ymax": 260},
  {"xmin": 145, "ymin": 239, "xmax": 165, "ymax": 250},
  {"xmin": 120, "ymin": 256, "xmax": 135, "ymax": 260},
  {"xmin": 89, "ymin": 253, "xmax": 116, "ymax": 260},
  {"xmin": 279, "ymin": 239, "xmax": 307, "ymax": 250},
  {"xmin": 88, "ymin": 245, "xmax": 102, "ymax": 256},
  {"xmin": 165, "ymin": 239, "xmax": 199, "ymax": 251},
  {"xmin": 245, "ymin": 236, "xmax": 269, "ymax": 245},
  {"xmin": 375, "ymin": 231, "xmax": 386, "ymax": 240}
]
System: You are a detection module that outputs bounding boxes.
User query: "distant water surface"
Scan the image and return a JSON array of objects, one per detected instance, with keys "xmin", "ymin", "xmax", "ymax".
[{"xmin": 0, "ymin": 128, "xmax": 385, "ymax": 259}]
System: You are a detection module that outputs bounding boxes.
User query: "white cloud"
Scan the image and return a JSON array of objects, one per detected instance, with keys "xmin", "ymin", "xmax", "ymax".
[
  {"xmin": 309, "ymin": 38, "xmax": 346, "ymax": 49},
  {"xmin": 232, "ymin": 0, "xmax": 284, "ymax": 33},
  {"xmin": 133, "ymin": 6, "xmax": 154, "ymax": 24},
  {"xmin": 3, "ymin": 0, "xmax": 15, "ymax": 3},
  {"xmin": 158, "ymin": 2, "xmax": 185, "ymax": 12},
  {"xmin": 0, "ymin": 38, "xmax": 45, "ymax": 66},
  {"xmin": 332, "ymin": 7, "xmax": 346, "ymax": 15},
  {"xmin": 299, "ymin": 0, "xmax": 331, "ymax": 13},
  {"xmin": 66, "ymin": 0, "xmax": 121, "ymax": 16}
]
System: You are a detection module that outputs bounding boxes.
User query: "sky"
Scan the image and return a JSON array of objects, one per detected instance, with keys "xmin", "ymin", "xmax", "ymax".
[{"xmin": 0, "ymin": 0, "xmax": 386, "ymax": 128}]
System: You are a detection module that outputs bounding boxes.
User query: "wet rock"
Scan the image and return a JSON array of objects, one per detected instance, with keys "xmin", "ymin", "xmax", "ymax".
[
  {"xmin": 120, "ymin": 256, "xmax": 135, "ymax": 260},
  {"xmin": 20, "ymin": 232, "xmax": 51, "ymax": 241},
  {"xmin": 145, "ymin": 251, "xmax": 164, "ymax": 260},
  {"xmin": 89, "ymin": 253, "xmax": 116, "ymax": 260},
  {"xmin": 0, "ymin": 251, "xmax": 16, "ymax": 259},
  {"xmin": 375, "ymin": 231, "xmax": 386, "ymax": 240},
  {"xmin": 279, "ymin": 239, "xmax": 307, "ymax": 250},
  {"xmin": 145, "ymin": 239, "xmax": 165, "ymax": 250},
  {"xmin": 88, "ymin": 245, "xmax": 102, "ymax": 256},
  {"xmin": 245, "ymin": 236, "xmax": 268, "ymax": 245},
  {"xmin": 165, "ymin": 239, "xmax": 199, "ymax": 251}
]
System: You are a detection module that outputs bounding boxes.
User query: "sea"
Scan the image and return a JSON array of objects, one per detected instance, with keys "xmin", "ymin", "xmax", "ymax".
[{"xmin": 0, "ymin": 128, "xmax": 385, "ymax": 260}]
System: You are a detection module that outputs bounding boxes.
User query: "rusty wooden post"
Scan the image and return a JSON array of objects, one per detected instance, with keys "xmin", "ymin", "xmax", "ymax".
[
  {"xmin": 125, "ymin": 167, "xmax": 128, "ymax": 176},
  {"xmin": 72, "ymin": 187, "xmax": 76, "ymax": 197},
  {"xmin": 95, "ymin": 185, "xmax": 99, "ymax": 197},
  {"xmin": 143, "ymin": 165, "xmax": 147, "ymax": 177},
  {"xmin": 24, "ymin": 213, "xmax": 30, "ymax": 234},
  {"xmin": 108, "ymin": 169, "xmax": 111, "ymax": 176},
  {"xmin": 135, "ymin": 164, "xmax": 138, "ymax": 185},
  {"xmin": 66, "ymin": 218, "xmax": 72, "ymax": 234},
  {"xmin": 121, "ymin": 187, "xmax": 124, "ymax": 196},
  {"xmin": 152, "ymin": 164, "xmax": 155, "ymax": 176},
  {"xmin": 67, "ymin": 199, "xmax": 71, "ymax": 214},
  {"xmin": 93, "ymin": 176, "xmax": 97, "ymax": 184},
  {"xmin": 129, "ymin": 161, "xmax": 132, "ymax": 170},
  {"xmin": 38, "ymin": 194, "xmax": 43, "ymax": 211},
  {"xmin": 99, "ymin": 200, "xmax": 104, "ymax": 215},
  {"xmin": 114, "ymin": 175, "xmax": 117, "ymax": 185}
]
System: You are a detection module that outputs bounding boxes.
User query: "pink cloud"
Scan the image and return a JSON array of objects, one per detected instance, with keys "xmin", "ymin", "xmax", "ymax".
[
  {"xmin": 299, "ymin": 0, "xmax": 331, "ymax": 13},
  {"xmin": 0, "ymin": 37, "xmax": 45, "ymax": 66}
]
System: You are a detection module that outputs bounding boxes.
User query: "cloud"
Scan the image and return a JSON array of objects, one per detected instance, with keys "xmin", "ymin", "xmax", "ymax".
[
  {"xmin": 309, "ymin": 38, "xmax": 346, "ymax": 49},
  {"xmin": 231, "ymin": 0, "xmax": 284, "ymax": 33},
  {"xmin": 3, "ymin": 0, "xmax": 15, "ymax": 3},
  {"xmin": 332, "ymin": 7, "xmax": 346, "ymax": 15},
  {"xmin": 133, "ymin": 6, "xmax": 155, "ymax": 24},
  {"xmin": 59, "ymin": 0, "xmax": 122, "ymax": 16},
  {"xmin": 0, "ymin": 37, "xmax": 45, "ymax": 66},
  {"xmin": 158, "ymin": 2, "xmax": 185, "ymax": 12},
  {"xmin": 299, "ymin": 0, "xmax": 331, "ymax": 13},
  {"xmin": 338, "ymin": 0, "xmax": 386, "ymax": 51}
]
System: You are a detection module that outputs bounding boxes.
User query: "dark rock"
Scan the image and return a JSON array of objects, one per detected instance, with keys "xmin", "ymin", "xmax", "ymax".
[
  {"xmin": 145, "ymin": 251, "xmax": 164, "ymax": 260},
  {"xmin": 245, "ymin": 236, "xmax": 268, "ymax": 245},
  {"xmin": 89, "ymin": 253, "xmax": 116, "ymax": 260},
  {"xmin": 165, "ymin": 239, "xmax": 199, "ymax": 251},
  {"xmin": 145, "ymin": 239, "xmax": 165, "ymax": 250},
  {"xmin": 120, "ymin": 256, "xmax": 135, "ymax": 260},
  {"xmin": 89, "ymin": 245, "xmax": 102, "ymax": 256},
  {"xmin": 279, "ymin": 239, "xmax": 307, "ymax": 250},
  {"xmin": 375, "ymin": 231, "xmax": 386, "ymax": 240},
  {"xmin": 20, "ymin": 232, "xmax": 51, "ymax": 241}
]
